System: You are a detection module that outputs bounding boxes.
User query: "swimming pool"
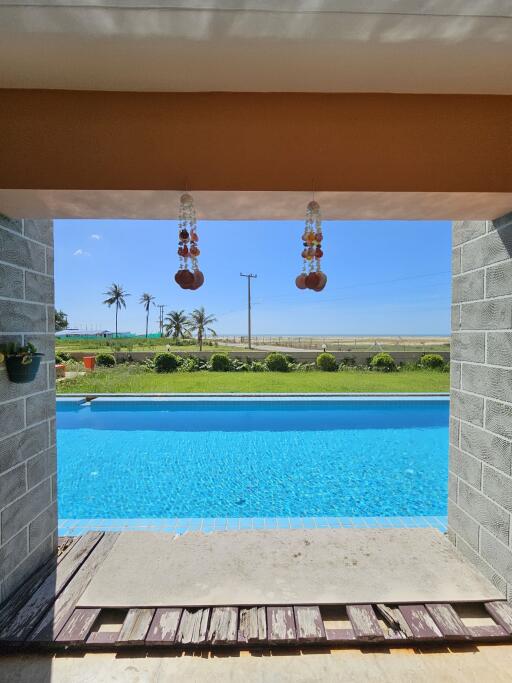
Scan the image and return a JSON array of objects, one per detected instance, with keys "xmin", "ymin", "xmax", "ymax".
[{"xmin": 57, "ymin": 396, "xmax": 449, "ymax": 521}]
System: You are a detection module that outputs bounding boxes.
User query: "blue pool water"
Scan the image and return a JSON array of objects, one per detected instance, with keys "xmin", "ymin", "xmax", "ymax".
[{"xmin": 57, "ymin": 398, "xmax": 449, "ymax": 519}]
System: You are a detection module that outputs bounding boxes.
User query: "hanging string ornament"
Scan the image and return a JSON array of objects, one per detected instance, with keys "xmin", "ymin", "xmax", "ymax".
[
  {"xmin": 174, "ymin": 193, "xmax": 204, "ymax": 290},
  {"xmin": 295, "ymin": 200, "xmax": 327, "ymax": 291}
]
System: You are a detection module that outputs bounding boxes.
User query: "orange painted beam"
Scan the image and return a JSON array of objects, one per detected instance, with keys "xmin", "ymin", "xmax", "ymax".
[{"xmin": 0, "ymin": 90, "xmax": 511, "ymax": 193}]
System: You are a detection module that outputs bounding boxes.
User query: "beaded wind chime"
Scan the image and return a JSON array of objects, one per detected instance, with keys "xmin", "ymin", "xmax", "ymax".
[
  {"xmin": 295, "ymin": 200, "xmax": 327, "ymax": 291},
  {"xmin": 174, "ymin": 193, "xmax": 204, "ymax": 290}
]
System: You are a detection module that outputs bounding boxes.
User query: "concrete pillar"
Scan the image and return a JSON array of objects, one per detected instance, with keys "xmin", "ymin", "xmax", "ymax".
[
  {"xmin": 0, "ymin": 216, "xmax": 57, "ymax": 604},
  {"xmin": 449, "ymin": 213, "xmax": 512, "ymax": 600}
]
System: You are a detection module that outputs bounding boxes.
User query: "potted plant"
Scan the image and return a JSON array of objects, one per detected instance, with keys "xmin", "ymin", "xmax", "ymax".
[{"xmin": 0, "ymin": 342, "xmax": 44, "ymax": 384}]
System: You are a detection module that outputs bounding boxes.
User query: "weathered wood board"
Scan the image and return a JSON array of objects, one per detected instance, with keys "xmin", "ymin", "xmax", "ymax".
[
  {"xmin": 208, "ymin": 607, "xmax": 238, "ymax": 645},
  {"xmin": 146, "ymin": 608, "xmax": 182, "ymax": 645},
  {"xmin": 117, "ymin": 608, "xmax": 155, "ymax": 645},
  {"xmin": 294, "ymin": 606, "xmax": 326, "ymax": 643},
  {"xmin": 238, "ymin": 606, "xmax": 267, "ymax": 644},
  {"xmin": 267, "ymin": 606, "xmax": 296, "ymax": 644},
  {"xmin": 346, "ymin": 605, "xmax": 384, "ymax": 641}
]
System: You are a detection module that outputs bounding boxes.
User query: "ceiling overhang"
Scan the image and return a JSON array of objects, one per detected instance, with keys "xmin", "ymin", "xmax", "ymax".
[{"xmin": 1, "ymin": 1, "xmax": 512, "ymax": 93}]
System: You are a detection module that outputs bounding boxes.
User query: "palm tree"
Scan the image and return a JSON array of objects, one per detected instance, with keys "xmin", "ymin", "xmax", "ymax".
[
  {"xmin": 189, "ymin": 307, "xmax": 217, "ymax": 351},
  {"xmin": 102, "ymin": 283, "xmax": 129, "ymax": 337},
  {"xmin": 164, "ymin": 310, "xmax": 191, "ymax": 343},
  {"xmin": 139, "ymin": 292, "xmax": 155, "ymax": 338}
]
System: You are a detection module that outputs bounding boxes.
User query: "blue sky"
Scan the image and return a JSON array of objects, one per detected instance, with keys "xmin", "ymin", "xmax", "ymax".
[{"xmin": 54, "ymin": 219, "xmax": 451, "ymax": 336}]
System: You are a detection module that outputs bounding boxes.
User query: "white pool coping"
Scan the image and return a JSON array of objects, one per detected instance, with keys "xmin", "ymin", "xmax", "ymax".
[{"xmin": 58, "ymin": 392, "xmax": 449, "ymax": 403}]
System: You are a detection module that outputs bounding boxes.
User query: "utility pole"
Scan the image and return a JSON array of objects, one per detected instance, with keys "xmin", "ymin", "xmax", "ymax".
[
  {"xmin": 156, "ymin": 304, "xmax": 165, "ymax": 337},
  {"xmin": 240, "ymin": 273, "xmax": 257, "ymax": 349}
]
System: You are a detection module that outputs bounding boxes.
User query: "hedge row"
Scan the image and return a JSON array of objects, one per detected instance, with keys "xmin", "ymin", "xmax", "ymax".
[{"xmin": 79, "ymin": 351, "xmax": 448, "ymax": 373}]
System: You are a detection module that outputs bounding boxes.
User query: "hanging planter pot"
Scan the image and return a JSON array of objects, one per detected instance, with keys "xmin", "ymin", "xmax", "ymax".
[{"xmin": 2, "ymin": 343, "xmax": 44, "ymax": 384}]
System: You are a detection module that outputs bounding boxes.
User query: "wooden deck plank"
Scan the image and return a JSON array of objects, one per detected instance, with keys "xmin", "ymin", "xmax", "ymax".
[
  {"xmin": 146, "ymin": 608, "xmax": 182, "ymax": 645},
  {"xmin": 86, "ymin": 630, "xmax": 119, "ymax": 646},
  {"xmin": 325, "ymin": 628, "xmax": 357, "ymax": 642},
  {"xmin": 29, "ymin": 533, "xmax": 119, "ymax": 643},
  {"xmin": 294, "ymin": 606, "xmax": 326, "ymax": 643},
  {"xmin": 346, "ymin": 605, "xmax": 384, "ymax": 642},
  {"xmin": 55, "ymin": 608, "xmax": 100, "ymax": 644},
  {"xmin": 399, "ymin": 605, "xmax": 443, "ymax": 640},
  {"xmin": 207, "ymin": 607, "xmax": 238, "ymax": 645},
  {"xmin": 0, "ymin": 531, "xmax": 103, "ymax": 643},
  {"xmin": 238, "ymin": 606, "xmax": 267, "ymax": 644},
  {"xmin": 267, "ymin": 606, "xmax": 296, "ymax": 644},
  {"xmin": 426, "ymin": 604, "xmax": 470, "ymax": 640},
  {"xmin": 176, "ymin": 608, "xmax": 210, "ymax": 645},
  {"xmin": 375, "ymin": 603, "xmax": 413, "ymax": 639},
  {"xmin": 485, "ymin": 601, "xmax": 512, "ymax": 634},
  {"xmin": 117, "ymin": 609, "xmax": 155, "ymax": 645},
  {"xmin": 466, "ymin": 624, "xmax": 509, "ymax": 641}
]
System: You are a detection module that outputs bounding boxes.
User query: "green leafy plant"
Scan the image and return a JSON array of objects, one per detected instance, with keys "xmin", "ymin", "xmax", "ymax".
[
  {"xmin": 265, "ymin": 352, "xmax": 289, "ymax": 372},
  {"xmin": 419, "ymin": 353, "xmax": 445, "ymax": 370},
  {"xmin": 102, "ymin": 283, "xmax": 130, "ymax": 337},
  {"xmin": 316, "ymin": 352, "xmax": 338, "ymax": 371},
  {"xmin": 153, "ymin": 352, "xmax": 179, "ymax": 373},
  {"xmin": 1, "ymin": 341, "xmax": 39, "ymax": 364},
  {"xmin": 369, "ymin": 352, "xmax": 397, "ymax": 372},
  {"xmin": 95, "ymin": 352, "xmax": 116, "ymax": 367},
  {"xmin": 189, "ymin": 307, "xmax": 217, "ymax": 351},
  {"xmin": 210, "ymin": 353, "xmax": 231, "ymax": 371}
]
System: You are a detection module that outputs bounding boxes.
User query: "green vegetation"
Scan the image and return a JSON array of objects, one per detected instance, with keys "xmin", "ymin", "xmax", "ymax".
[
  {"xmin": 102, "ymin": 283, "xmax": 130, "ymax": 337},
  {"xmin": 419, "ymin": 353, "xmax": 446, "ymax": 370},
  {"xmin": 316, "ymin": 352, "xmax": 337, "ymax": 371},
  {"xmin": 210, "ymin": 353, "xmax": 231, "ymax": 372},
  {"xmin": 369, "ymin": 352, "xmax": 397, "ymax": 372},
  {"xmin": 55, "ymin": 337, "xmax": 232, "ymax": 354},
  {"xmin": 153, "ymin": 352, "xmax": 179, "ymax": 373},
  {"xmin": 265, "ymin": 352, "xmax": 289, "ymax": 372},
  {"xmin": 189, "ymin": 307, "xmax": 217, "ymax": 352},
  {"xmin": 57, "ymin": 366, "xmax": 449, "ymax": 394},
  {"xmin": 95, "ymin": 352, "xmax": 116, "ymax": 367},
  {"xmin": 55, "ymin": 309, "xmax": 68, "ymax": 332},
  {"xmin": 139, "ymin": 292, "xmax": 156, "ymax": 338}
]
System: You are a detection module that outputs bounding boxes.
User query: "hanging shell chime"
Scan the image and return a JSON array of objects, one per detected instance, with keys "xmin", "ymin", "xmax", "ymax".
[
  {"xmin": 174, "ymin": 193, "xmax": 204, "ymax": 290},
  {"xmin": 295, "ymin": 200, "xmax": 327, "ymax": 291}
]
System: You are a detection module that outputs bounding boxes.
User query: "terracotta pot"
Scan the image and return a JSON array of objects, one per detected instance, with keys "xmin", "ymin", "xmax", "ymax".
[
  {"xmin": 305, "ymin": 272, "xmax": 320, "ymax": 289},
  {"xmin": 295, "ymin": 273, "xmax": 307, "ymax": 289},
  {"xmin": 312, "ymin": 271, "xmax": 327, "ymax": 291}
]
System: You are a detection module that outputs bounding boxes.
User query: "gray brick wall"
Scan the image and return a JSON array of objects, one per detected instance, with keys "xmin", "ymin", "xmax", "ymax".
[
  {"xmin": 0, "ymin": 216, "xmax": 56, "ymax": 604},
  {"xmin": 449, "ymin": 214, "xmax": 512, "ymax": 600}
]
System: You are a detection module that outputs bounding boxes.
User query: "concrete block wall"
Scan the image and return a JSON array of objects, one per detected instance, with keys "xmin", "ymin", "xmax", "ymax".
[
  {"xmin": 449, "ymin": 214, "xmax": 512, "ymax": 600},
  {"xmin": 0, "ymin": 216, "xmax": 57, "ymax": 604}
]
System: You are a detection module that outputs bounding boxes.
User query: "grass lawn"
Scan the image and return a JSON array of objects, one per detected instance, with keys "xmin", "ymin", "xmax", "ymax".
[
  {"xmin": 56, "ymin": 340, "xmax": 234, "ymax": 354},
  {"xmin": 57, "ymin": 367, "xmax": 449, "ymax": 394}
]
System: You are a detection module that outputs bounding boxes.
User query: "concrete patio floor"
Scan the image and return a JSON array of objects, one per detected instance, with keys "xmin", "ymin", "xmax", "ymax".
[
  {"xmin": 78, "ymin": 528, "xmax": 501, "ymax": 608},
  {"xmin": 3, "ymin": 645, "xmax": 512, "ymax": 683}
]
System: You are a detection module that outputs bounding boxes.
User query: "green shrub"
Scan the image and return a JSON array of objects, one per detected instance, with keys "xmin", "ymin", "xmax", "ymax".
[
  {"xmin": 419, "ymin": 353, "xmax": 445, "ymax": 370},
  {"xmin": 369, "ymin": 352, "xmax": 396, "ymax": 372},
  {"xmin": 250, "ymin": 361, "xmax": 266, "ymax": 372},
  {"xmin": 95, "ymin": 352, "xmax": 116, "ymax": 367},
  {"xmin": 178, "ymin": 357, "xmax": 200, "ymax": 372},
  {"xmin": 339, "ymin": 356, "xmax": 356, "ymax": 367},
  {"xmin": 153, "ymin": 352, "xmax": 179, "ymax": 372},
  {"xmin": 316, "ymin": 352, "xmax": 337, "ymax": 372},
  {"xmin": 210, "ymin": 353, "xmax": 231, "ymax": 371},
  {"xmin": 265, "ymin": 352, "xmax": 289, "ymax": 372},
  {"xmin": 55, "ymin": 353, "xmax": 65, "ymax": 364}
]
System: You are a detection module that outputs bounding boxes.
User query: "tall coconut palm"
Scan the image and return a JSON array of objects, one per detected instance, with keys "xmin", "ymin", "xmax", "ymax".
[
  {"xmin": 102, "ymin": 283, "xmax": 129, "ymax": 337},
  {"xmin": 139, "ymin": 292, "xmax": 155, "ymax": 338},
  {"xmin": 189, "ymin": 307, "xmax": 217, "ymax": 352},
  {"xmin": 164, "ymin": 310, "xmax": 190, "ymax": 342}
]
